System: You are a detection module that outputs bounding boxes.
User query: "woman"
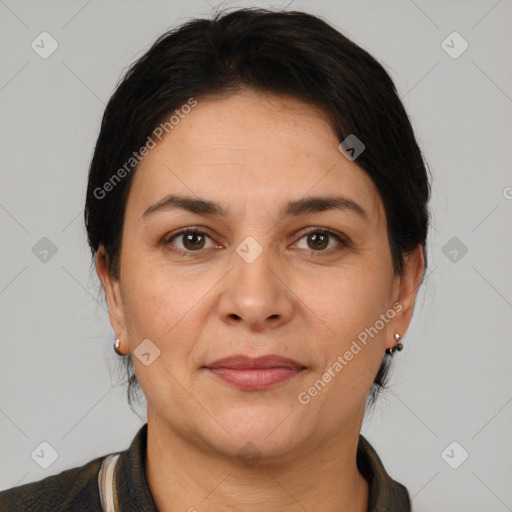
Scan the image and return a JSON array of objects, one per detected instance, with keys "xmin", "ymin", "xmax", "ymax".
[{"xmin": 0, "ymin": 8, "xmax": 429, "ymax": 511}]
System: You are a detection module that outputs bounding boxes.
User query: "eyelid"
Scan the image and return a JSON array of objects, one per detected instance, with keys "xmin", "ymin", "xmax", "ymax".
[
  {"xmin": 163, "ymin": 226, "xmax": 215, "ymax": 242},
  {"xmin": 163, "ymin": 225, "xmax": 351, "ymax": 255},
  {"xmin": 292, "ymin": 226, "xmax": 351, "ymax": 250},
  {"xmin": 163, "ymin": 226, "xmax": 221, "ymax": 249}
]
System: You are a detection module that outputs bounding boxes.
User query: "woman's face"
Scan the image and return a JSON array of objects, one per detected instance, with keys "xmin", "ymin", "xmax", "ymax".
[{"xmin": 99, "ymin": 90, "xmax": 422, "ymax": 460}]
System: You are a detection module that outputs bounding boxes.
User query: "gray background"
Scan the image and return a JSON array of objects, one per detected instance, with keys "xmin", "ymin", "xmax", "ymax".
[{"xmin": 1, "ymin": 0, "xmax": 511, "ymax": 510}]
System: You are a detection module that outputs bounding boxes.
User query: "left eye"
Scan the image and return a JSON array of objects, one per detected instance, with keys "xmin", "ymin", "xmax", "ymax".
[{"xmin": 295, "ymin": 230, "xmax": 346, "ymax": 251}]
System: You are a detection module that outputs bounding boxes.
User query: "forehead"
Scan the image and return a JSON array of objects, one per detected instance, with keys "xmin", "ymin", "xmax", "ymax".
[{"xmin": 127, "ymin": 91, "xmax": 383, "ymax": 221}]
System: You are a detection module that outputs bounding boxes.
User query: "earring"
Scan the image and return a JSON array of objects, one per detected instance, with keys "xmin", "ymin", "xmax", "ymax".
[
  {"xmin": 386, "ymin": 333, "xmax": 403, "ymax": 355},
  {"xmin": 113, "ymin": 338, "xmax": 123, "ymax": 356}
]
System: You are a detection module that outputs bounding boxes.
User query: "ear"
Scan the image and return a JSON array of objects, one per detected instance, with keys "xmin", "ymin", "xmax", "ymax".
[
  {"xmin": 387, "ymin": 244, "xmax": 425, "ymax": 349},
  {"xmin": 96, "ymin": 245, "xmax": 128, "ymax": 352}
]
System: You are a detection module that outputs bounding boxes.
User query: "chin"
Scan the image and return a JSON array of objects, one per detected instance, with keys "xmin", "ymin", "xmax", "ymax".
[{"xmin": 207, "ymin": 407, "xmax": 306, "ymax": 461}]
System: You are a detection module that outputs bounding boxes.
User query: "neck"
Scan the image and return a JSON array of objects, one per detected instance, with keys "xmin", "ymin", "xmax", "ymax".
[{"xmin": 145, "ymin": 410, "xmax": 369, "ymax": 512}]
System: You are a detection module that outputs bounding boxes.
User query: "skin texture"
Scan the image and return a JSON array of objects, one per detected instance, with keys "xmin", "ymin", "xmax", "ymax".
[{"xmin": 97, "ymin": 89, "xmax": 424, "ymax": 512}]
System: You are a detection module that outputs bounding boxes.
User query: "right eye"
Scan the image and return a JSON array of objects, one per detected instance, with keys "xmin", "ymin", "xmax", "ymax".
[{"xmin": 164, "ymin": 229, "xmax": 220, "ymax": 253}]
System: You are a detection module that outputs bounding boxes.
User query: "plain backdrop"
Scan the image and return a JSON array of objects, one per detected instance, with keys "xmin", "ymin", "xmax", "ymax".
[{"xmin": 0, "ymin": 1, "xmax": 511, "ymax": 511}]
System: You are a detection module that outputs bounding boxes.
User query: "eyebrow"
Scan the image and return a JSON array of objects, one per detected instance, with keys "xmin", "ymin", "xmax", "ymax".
[{"xmin": 142, "ymin": 194, "xmax": 369, "ymax": 221}]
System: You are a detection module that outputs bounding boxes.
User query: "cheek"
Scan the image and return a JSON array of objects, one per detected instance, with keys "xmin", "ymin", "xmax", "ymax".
[
  {"xmin": 119, "ymin": 248, "xmax": 220, "ymax": 359},
  {"xmin": 119, "ymin": 265, "xmax": 198, "ymax": 403},
  {"xmin": 298, "ymin": 272, "xmax": 391, "ymax": 422},
  {"xmin": 317, "ymin": 262, "xmax": 394, "ymax": 340},
  {"xmin": 118, "ymin": 248, "xmax": 186, "ymax": 345},
  {"xmin": 301, "ymin": 251, "xmax": 395, "ymax": 395}
]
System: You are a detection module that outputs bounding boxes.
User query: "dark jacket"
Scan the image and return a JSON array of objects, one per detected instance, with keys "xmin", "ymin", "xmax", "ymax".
[{"xmin": 0, "ymin": 423, "xmax": 411, "ymax": 511}]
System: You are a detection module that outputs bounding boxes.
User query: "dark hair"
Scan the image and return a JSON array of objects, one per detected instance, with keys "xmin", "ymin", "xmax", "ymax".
[{"xmin": 85, "ymin": 8, "xmax": 430, "ymax": 411}]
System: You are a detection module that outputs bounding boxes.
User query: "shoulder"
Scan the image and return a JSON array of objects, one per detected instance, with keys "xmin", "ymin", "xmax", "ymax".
[{"xmin": 0, "ymin": 454, "xmax": 105, "ymax": 512}]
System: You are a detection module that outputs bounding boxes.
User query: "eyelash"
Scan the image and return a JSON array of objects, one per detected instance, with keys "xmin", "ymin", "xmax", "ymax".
[{"xmin": 163, "ymin": 227, "xmax": 350, "ymax": 256}]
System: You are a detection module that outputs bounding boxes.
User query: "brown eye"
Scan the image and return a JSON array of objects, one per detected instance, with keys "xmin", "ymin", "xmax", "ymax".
[
  {"xmin": 295, "ymin": 229, "xmax": 349, "ymax": 253},
  {"xmin": 182, "ymin": 232, "xmax": 206, "ymax": 250},
  {"xmin": 307, "ymin": 233, "xmax": 329, "ymax": 250},
  {"xmin": 165, "ymin": 229, "xmax": 216, "ymax": 252}
]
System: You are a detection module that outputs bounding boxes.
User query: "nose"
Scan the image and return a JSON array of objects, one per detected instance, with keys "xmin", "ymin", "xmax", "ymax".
[{"xmin": 217, "ymin": 243, "xmax": 294, "ymax": 332}]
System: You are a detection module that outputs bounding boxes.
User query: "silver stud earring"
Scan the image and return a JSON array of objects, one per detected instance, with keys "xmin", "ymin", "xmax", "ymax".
[{"xmin": 386, "ymin": 333, "xmax": 403, "ymax": 355}]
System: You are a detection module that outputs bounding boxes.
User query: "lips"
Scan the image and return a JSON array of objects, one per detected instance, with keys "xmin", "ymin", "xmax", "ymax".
[
  {"xmin": 204, "ymin": 355, "xmax": 307, "ymax": 390},
  {"xmin": 206, "ymin": 354, "xmax": 305, "ymax": 370}
]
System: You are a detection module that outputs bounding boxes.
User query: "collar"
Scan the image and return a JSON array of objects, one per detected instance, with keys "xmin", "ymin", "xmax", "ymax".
[
  {"xmin": 357, "ymin": 434, "xmax": 411, "ymax": 511},
  {"xmin": 114, "ymin": 424, "xmax": 410, "ymax": 511}
]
